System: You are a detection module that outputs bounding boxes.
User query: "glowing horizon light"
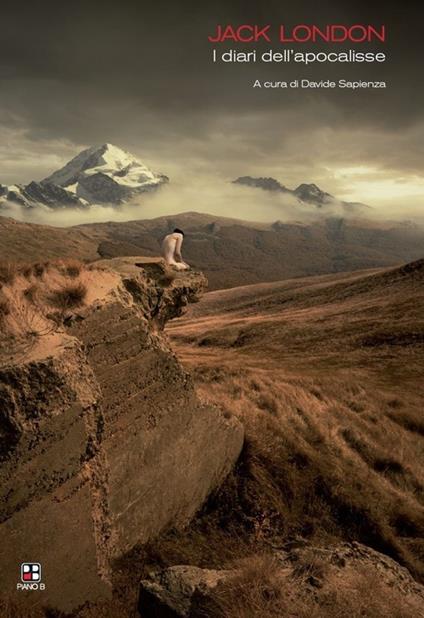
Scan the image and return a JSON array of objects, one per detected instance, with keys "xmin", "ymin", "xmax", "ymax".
[{"xmin": 329, "ymin": 166, "xmax": 424, "ymax": 204}]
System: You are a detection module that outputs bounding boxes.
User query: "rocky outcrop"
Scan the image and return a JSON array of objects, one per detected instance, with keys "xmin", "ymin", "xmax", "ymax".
[
  {"xmin": 139, "ymin": 565, "xmax": 232, "ymax": 618},
  {"xmin": 138, "ymin": 542, "xmax": 424, "ymax": 617},
  {"xmin": 23, "ymin": 181, "xmax": 86, "ymax": 208},
  {"xmin": 0, "ymin": 336, "xmax": 110, "ymax": 609},
  {"xmin": 0, "ymin": 181, "xmax": 88, "ymax": 209},
  {"xmin": 285, "ymin": 541, "xmax": 424, "ymax": 598},
  {"xmin": 0, "ymin": 258, "xmax": 243, "ymax": 611}
]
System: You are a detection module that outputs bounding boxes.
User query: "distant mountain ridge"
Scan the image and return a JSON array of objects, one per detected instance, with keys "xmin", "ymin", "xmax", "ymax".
[
  {"xmin": 1, "ymin": 211, "xmax": 423, "ymax": 291},
  {"xmin": 233, "ymin": 175, "xmax": 369, "ymax": 212},
  {"xmin": 0, "ymin": 143, "xmax": 168, "ymax": 209}
]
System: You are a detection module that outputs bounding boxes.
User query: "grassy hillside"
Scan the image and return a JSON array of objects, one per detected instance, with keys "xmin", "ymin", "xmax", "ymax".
[
  {"xmin": 0, "ymin": 217, "xmax": 98, "ymax": 262},
  {"xmin": 160, "ymin": 260, "xmax": 424, "ymax": 583},
  {"xmin": 87, "ymin": 213, "xmax": 424, "ymax": 290},
  {"xmin": 1, "ymin": 212, "xmax": 423, "ymax": 290}
]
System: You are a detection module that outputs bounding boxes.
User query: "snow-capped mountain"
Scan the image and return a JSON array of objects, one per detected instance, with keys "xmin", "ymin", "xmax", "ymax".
[
  {"xmin": 43, "ymin": 143, "xmax": 168, "ymax": 203},
  {"xmin": 0, "ymin": 143, "xmax": 168, "ymax": 210},
  {"xmin": 0, "ymin": 181, "xmax": 87, "ymax": 210}
]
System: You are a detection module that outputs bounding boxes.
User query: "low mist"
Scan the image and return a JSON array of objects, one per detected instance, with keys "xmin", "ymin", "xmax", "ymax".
[{"xmin": 1, "ymin": 176, "xmax": 423, "ymax": 229}]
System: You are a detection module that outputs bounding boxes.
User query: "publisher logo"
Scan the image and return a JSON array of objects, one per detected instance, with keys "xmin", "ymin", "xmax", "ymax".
[
  {"xmin": 17, "ymin": 563, "xmax": 45, "ymax": 591},
  {"xmin": 21, "ymin": 563, "xmax": 41, "ymax": 582}
]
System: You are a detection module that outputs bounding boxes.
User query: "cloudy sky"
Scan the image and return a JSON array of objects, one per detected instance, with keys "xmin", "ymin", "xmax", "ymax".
[{"xmin": 0, "ymin": 0, "xmax": 423, "ymax": 219}]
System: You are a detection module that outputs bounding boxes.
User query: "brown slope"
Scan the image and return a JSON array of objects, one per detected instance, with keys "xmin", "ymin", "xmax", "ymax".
[
  {"xmin": 0, "ymin": 216, "xmax": 98, "ymax": 262},
  {"xmin": 78, "ymin": 213, "xmax": 424, "ymax": 290},
  {"xmin": 170, "ymin": 259, "xmax": 424, "ymax": 373},
  {"xmin": 166, "ymin": 260, "xmax": 424, "ymax": 582},
  {"xmin": 1, "ymin": 212, "xmax": 423, "ymax": 291}
]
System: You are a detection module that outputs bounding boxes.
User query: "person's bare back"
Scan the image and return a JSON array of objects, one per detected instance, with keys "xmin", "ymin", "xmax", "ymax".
[{"xmin": 161, "ymin": 228, "xmax": 190, "ymax": 270}]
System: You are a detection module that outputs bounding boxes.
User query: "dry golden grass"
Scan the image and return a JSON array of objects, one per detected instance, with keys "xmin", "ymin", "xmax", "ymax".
[
  {"xmin": 212, "ymin": 554, "xmax": 309, "ymax": 618},
  {"xmin": 210, "ymin": 554, "xmax": 423, "ymax": 618},
  {"xmin": 0, "ymin": 217, "xmax": 99, "ymax": 263},
  {"xmin": 32, "ymin": 262, "xmax": 49, "ymax": 278},
  {"xmin": 23, "ymin": 283, "xmax": 40, "ymax": 303},
  {"xmin": 168, "ymin": 363, "xmax": 423, "ymax": 570},
  {"xmin": 2, "ymin": 260, "xmax": 423, "ymax": 617},
  {"xmin": 0, "ymin": 259, "xmax": 92, "ymax": 363},
  {"xmin": 107, "ymin": 264, "xmax": 424, "ymax": 617},
  {"xmin": 18, "ymin": 263, "xmax": 34, "ymax": 279},
  {"xmin": 0, "ymin": 297, "xmax": 10, "ymax": 321},
  {"xmin": 58, "ymin": 259, "xmax": 84, "ymax": 279},
  {"xmin": 160, "ymin": 262, "xmax": 424, "ymax": 583},
  {"xmin": 48, "ymin": 282, "xmax": 87, "ymax": 311},
  {"xmin": 113, "ymin": 358, "xmax": 424, "ymax": 615},
  {"xmin": 0, "ymin": 260, "xmax": 52, "ymax": 281},
  {"xmin": 0, "ymin": 262, "xmax": 17, "ymax": 285}
]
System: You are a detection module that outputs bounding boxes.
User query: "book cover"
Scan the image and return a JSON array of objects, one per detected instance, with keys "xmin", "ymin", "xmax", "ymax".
[{"xmin": 0, "ymin": 1, "xmax": 423, "ymax": 616}]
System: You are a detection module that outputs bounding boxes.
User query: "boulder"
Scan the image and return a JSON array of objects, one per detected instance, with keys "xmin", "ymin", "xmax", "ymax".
[{"xmin": 139, "ymin": 565, "xmax": 234, "ymax": 618}]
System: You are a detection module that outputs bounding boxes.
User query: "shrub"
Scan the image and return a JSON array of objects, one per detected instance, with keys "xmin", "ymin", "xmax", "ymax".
[
  {"xmin": 0, "ymin": 262, "xmax": 17, "ymax": 285},
  {"xmin": 212, "ymin": 556, "xmax": 420, "ymax": 618},
  {"xmin": 257, "ymin": 393, "xmax": 279, "ymax": 415},
  {"xmin": 18, "ymin": 263, "xmax": 33, "ymax": 279},
  {"xmin": 292, "ymin": 552, "xmax": 329, "ymax": 580},
  {"xmin": 23, "ymin": 284, "xmax": 39, "ymax": 303},
  {"xmin": 213, "ymin": 555, "xmax": 307, "ymax": 618},
  {"xmin": 33, "ymin": 262, "xmax": 49, "ymax": 278},
  {"xmin": 387, "ymin": 411, "xmax": 424, "ymax": 437},
  {"xmin": 61, "ymin": 260, "xmax": 83, "ymax": 278},
  {"xmin": 49, "ymin": 283, "xmax": 87, "ymax": 310},
  {"xmin": 0, "ymin": 298, "xmax": 10, "ymax": 321}
]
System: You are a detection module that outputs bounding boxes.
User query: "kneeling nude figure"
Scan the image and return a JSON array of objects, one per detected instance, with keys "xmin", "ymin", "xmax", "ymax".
[{"xmin": 161, "ymin": 228, "xmax": 190, "ymax": 270}]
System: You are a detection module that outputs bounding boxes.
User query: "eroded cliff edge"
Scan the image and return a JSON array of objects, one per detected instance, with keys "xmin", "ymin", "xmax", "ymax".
[{"xmin": 0, "ymin": 258, "xmax": 243, "ymax": 611}]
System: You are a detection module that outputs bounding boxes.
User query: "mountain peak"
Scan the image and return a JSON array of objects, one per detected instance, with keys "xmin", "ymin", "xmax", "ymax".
[
  {"xmin": 0, "ymin": 144, "xmax": 168, "ymax": 210},
  {"xmin": 231, "ymin": 175, "xmax": 372, "ymax": 213},
  {"xmin": 294, "ymin": 182, "xmax": 325, "ymax": 194},
  {"xmin": 293, "ymin": 183, "xmax": 333, "ymax": 206},
  {"xmin": 233, "ymin": 175, "xmax": 334, "ymax": 206},
  {"xmin": 41, "ymin": 143, "xmax": 168, "ymax": 204},
  {"xmin": 233, "ymin": 176, "xmax": 290, "ymax": 193},
  {"xmin": 296, "ymin": 182, "xmax": 320, "ymax": 191},
  {"xmin": 93, "ymin": 142, "xmax": 131, "ymax": 158}
]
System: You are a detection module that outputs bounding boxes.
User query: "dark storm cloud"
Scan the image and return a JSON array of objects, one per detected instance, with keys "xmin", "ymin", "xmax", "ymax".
[
  {"xmin": 0, "ymin": 0, "xmax": 421, "ymax": 120},
  {"xmin": 0, "ymin": 0, "xmax": 423, "ymax": 212}
]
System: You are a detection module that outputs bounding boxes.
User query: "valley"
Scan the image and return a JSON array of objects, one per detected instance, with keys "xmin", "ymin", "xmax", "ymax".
[{"xmin": 1, "ymin": 212, "xmax": 423, "ymax": 291}]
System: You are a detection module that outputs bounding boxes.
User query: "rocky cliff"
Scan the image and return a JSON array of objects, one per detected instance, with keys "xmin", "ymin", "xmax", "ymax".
[{"xmin": 0, "ymin": 258, "xmax": 243, "ymax": 612}]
